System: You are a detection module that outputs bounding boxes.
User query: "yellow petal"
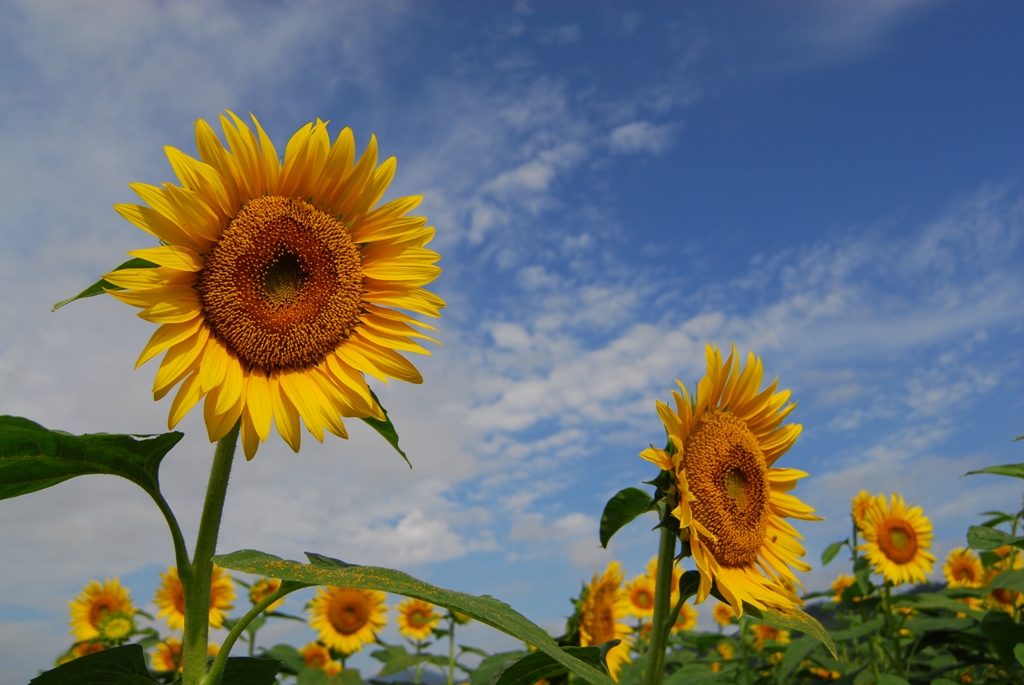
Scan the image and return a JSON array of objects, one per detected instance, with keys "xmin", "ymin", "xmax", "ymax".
[
  {"xmin": 114, "ymin": 203, "xmax": 208, "ymax": 254},
  {"xmin": 279, "ymin": 369, "xmax": 324, "ymax": 443},
  {"xmin": 127, "ymin": 246, "xmax": 204, "ymax": 272},
  {"xmin": 241, "ymin": 404, "xmax": 260, "ymax": 461},
  {"xmin": 250, "ymin": 113, "xmax": 280, "ymax": 195},
  {"xmin": 168, "ymin": 370, "xmax": 204, "ymax": 429},
  {"xmin": 153, "ymin": 326, "xmax": 209, "ymax": 396},
  {"xmin": 215, "ymin": 352, "xmax": 244, "ymax": 415},
  {"xmin": 245, "ymin": 370, "xmax": 273, "ymax": 442},
  {"xmin": 136, "ymin": 318, "xmax": 204, "ymax": 368},
  {"xmin": 269, "ymin": 371, "xmax": 301, "ymax": 452}
]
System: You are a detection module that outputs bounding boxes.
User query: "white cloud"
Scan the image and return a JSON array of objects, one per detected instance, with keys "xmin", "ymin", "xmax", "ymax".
[{"xmin": 608, "ymin": 121, "xmax": 675, "ymax": 155}]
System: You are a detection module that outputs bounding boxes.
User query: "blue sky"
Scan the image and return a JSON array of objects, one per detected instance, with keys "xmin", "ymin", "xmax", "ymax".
[{"xmin": 0, "ymin": 1, "xmax": 1021, "ymax": 681}]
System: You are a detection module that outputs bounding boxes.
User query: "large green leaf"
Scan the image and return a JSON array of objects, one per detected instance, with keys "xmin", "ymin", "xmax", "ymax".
[
  {"xmin": 469, "ymin": 651, "xmax": 528, "ymax": 685},
  {"xmin": 967, "ymin": 525, "xmax": 1011, "ymax": 550},
  {"xmin": 821, "ymin": 539, "xmax": 848, "ymax": 566},
  {"xmin": 360, "ymin": 389, "xmax": 410, "ymax": 467},
  {"xmin": 963, "ymin": 463, "xmax": 1024, "ymax": 479},
  {"xmin": 980, "ymin": 611, "xmax": 1024, "ymax": 665},
  {"xmin": 989, "ymin": 569, "xmax": 1024, "ymax": 594},
  {"xmin": 599, "ymin": 487, "xmax": 654, "ymax": 548},
  {"xmin": 214, "ymin": 550, "xmax": 617, "ymax": 685},
  {"xmin": 493, "ymin": 646, "xmax": 607, "ymax": 685},
  {"xmin": 0, "ymin": 416, "xmax": 183, "ymax": 500},
  {"xmin": 30, "ymin": 644, "xmax": 156, "ymax": 684},
  {"xmin": 745, "ymin": 604, "xmax": 837, "ymax": 658},
  {"xmin": 827, "ymin": 617, "xmax": 885, "ymax": 642},
  {"xmin": 776, "ymin": 635, "xmax": 822, "ymax": 683},
  {"xmin": 52, "ymin": 258, "xmax": 159, "ymax": 311},
  {"xmin": 220, "ymin": 657, "xmax": 281, "ymax": 685}
]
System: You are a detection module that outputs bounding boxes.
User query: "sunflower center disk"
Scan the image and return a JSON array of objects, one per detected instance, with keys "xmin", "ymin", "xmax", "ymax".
[
  {"xmin": 197, "ymin": 196, "xmax": 363, "ymax": 370},
  {"xmin": 683, "ymin": 410, "xmax": 771, "ymax": 567},
  {"xmin": 327, "ymin": 590, "xmax": 370, "ymax": 635},
  {"xmin": 879, "ymin": 521, "xmax": 918, "ymax": 564}
]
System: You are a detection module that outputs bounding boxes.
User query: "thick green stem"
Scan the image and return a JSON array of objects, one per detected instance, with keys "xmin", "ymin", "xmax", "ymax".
[
  {"xmin": 182, "ymin": 423, "xmax": 240, "ymax": 685},
  {"xmin": 641, "ymin": 520, "xmax": 676, "ymax": 685},
  {"xmin": 203, "ymin": 582, "xmax": 304, "ymax": 685}
]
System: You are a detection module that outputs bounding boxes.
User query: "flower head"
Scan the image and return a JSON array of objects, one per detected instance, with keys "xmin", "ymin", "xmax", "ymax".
[
  {"xmin": 713, "ymin": 602, "xmax": 735, "ymax": 627},
  {"xmin": 639, "ymin": 344, "xmax": 821, "ymax": 616},
  {"xmin": 97, "ymin": 612, "xmax": 135, "ymax": 645},
  {"xmin": 716, "ymin": 642, "xmax": 734, "ymax": 660},
  {"xmin": 105, "ymin": 112, "xmax": 444, "ymax": 459},
  {"xmin": 578, "ymin": 561, "xmax": 633, "ymax": 682},
  {"xmin": 395, "ymin": 598, "xmax": 441, "ymax": 642},
  {"xmin": 249, "ymin": 577, "xmax": 285, "ymax": 612},
  {"xmin": 750, "ymin": 623, "xmax": 790, "ymax": 651},
  {"xmin": 301, "ymin": 642, "xmax": 343, "ymax": 675},
  {"xmin": 57, "ymin": 641, "xmax": 105, "ymax": 665},
  {"xmin": 154, "ymin": 565, "xmax": 236, "ymax": 630},
  {"xmin": 624, "ymin": 574, "xmax": 656, "ymax": 619},
  {"xmin": 830, "ymin": 574, "xmax": 857, "ymax": 602},
  {"xmin": 943, "ymin": 548, "xmax": 984, "ymax": 588},
  {"xmin": 851, "ymin": 490, "xmax": 877, "ymax": 532},
  {"xmin": 69, "ymin": 578, "xmax": 135, "ymax": 642},
  {"xmin": 309, "ymin": 587, "xmax": 388, "ymax": 653},
  {"xmin": 857, "ymin": 493, "xmax": 935, "ymax": 586}
]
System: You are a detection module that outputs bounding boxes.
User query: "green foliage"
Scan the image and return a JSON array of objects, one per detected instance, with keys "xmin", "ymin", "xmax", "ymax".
[
  {"xmin": 469, "ymin": 651, "xmax": 529, "ymax": 685},
  {"xmin": 600, "ymin": 487, "xmax": 655, "ymax": 548},
  {"xmin": 821, "ymin": 539, "xmax": 848, "ymax": 566},
  {"xmin": 29, "ymin": 645, "xmax": 156, "ymax": 685},
  {"xmin": 52, "ymin": 257, "xmax": 159, "ymax": 311},
  {"xmin": 981, "ymin": 611, "xmax": 1024, "ymax": 665},
  {"xmin": 213, "ymin": 549, "xmax": 618, "ymax": 685},
  {"xmin": 492, "ymin": 645, "xmax": 607, "ymax": 685},
  {"xmin": 744, "ymin": 604, "xmax": 837, "ymax": 658},
  {"xmin": 361, "ymin": 388, "xmax": 410, "ymax": 467},
  {"xmin": 964, "ymin": 463, "xmax": 1024, "ymax": 479},
  {"xmin": 219, "ymin": 657, "xmax": 281, "ymax": 685},
  {"xmin": 0, "ymin": 416, "xmax": 182, "ymax": 500}
]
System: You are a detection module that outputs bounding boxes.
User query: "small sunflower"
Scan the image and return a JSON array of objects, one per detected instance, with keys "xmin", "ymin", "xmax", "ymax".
[
  {"xmin": 624, "ymin": 574, "xmax": 656, "ymax": 618},
  {"xmin": 716, "ymin": 642, "xmax": 734, "ymax": 660},
  {"xmin": 672, "ymin": 602, "xmax": 698, "ymax": 632},
  {"xmin": 154, "ymin": 565, "xmax": 236, "ymax": 630},
  {"xmin": 104, "ymin": 112, "xmax": 443, "ymax": 460},
  {"xmin": 97, "ymin": 612, "xmax": 135, "ymax": 645},
  {"xmin": 858, "ymin": 493, "xmax": 935, "ymax": 586},
  {"xmin": 57, "ymin": 641, "xmax": 105, "ymax": 665},
  {"xmin": 395, "ymin": 598, "xmax": 442, "ymax": 642},
  {"xmin": 830, "ymin": 574, "xmax": 857, "ymax": 602},
  {"xmin": 300, "ymin": 642, "xmax": 343, "ymax": 675},
  {"xmin": 578, "ymin": 561, "xmax": 633, "ymax": 682},
  {"xmin": 640, "ymin": 344, "xmax": 821, "ymax": 615},
  {"xmin": 943, "ymin": 548, "xmax": 984, "ymax": 588},
  {"xmin": 851, "ymin": 490, "xmax": 877, "ymax": 532},
  {"xmin": 750, "ymin": 623, "xmax": 790, "ymax": 651},
  {"xmin": 988, "ymin": 586, "xmax": 1024, "ymax": 614},
  {"xmin": 309, "ymin": 587, "xmax": 388, "ymax": 653},
  {"xmin": 68, "ymin": 578, "xmax": 135, "ymax": 641},
  {"xmin": 712, "ymin": 602, "xmax": 735, "ymax": 627},
  {"xmin": 151, "ymin": 638, "xmax": 183, "ymax": 673},
  {"xmin": 249, "ymin": 577, "xmax": 285, "ymax": 612}
]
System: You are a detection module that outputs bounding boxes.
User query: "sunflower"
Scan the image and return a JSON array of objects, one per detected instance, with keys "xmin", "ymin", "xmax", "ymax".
[
  {"xmin": 851, "ymin": 490, "xmax": 877, "ymax": 532},
  {"xmin": 750, "ymin": 623, "xmax": 790, "ymax": 651},
  {"xmin": 300, "ymin": 642, "xmax": 343, "ymax": 675},
  {"xmin": 943, "ymin": 548, "xmax": 984, "ymax": 588},
  {"xmin": 712, "ymin": 602, "xmax": 735, "ymax": 627},
  {"xmin": 716, "ymin": 642, "xmax": 734, "ymax": 660},
  {"xmin": 624, "ymin": 574, "xmax": 656, "ymax": 618},
  {"xmin": 830, "ymin": 574, "xmax": 857, "ymax": 602},
  {"xmin": 578, "ymin": 561, "xmax": 633, "ymax": 682},
  {"xmin": 640, "ymin": 344, "xmax": 821, "ymax": 615},
  {"xmin": 249, "ymin": 577, "xmax": 285, "ymax": 612},
  {"xmin": 57, "ymin": 641, "xmax": 105, "ymax": 665},
  {"xmin": 309, "ymin": 587, "xmax": 388, "ymax": 653},
  {"xmin": 988, "ymin": 586, "xmax": 1024, "ymax": 614},
  {"xmin": 673, "ymin": 602, "xmax": 698, "ymax": 632},
  {"xmin": 395, "ymin": 598, "xmax": 442, "ymax": 642},
  {"xmin": 96, "ymin": 612, "xmax": 135, "ymax": 645},
  {"xmin": 68, "ymin": 578, "xmax": 135, "ymax": 641},
  {"xmin": 857, "ymin": 493, "xmax": 935, "ymax": 586},
  {"xmin": 104, "ymin": 112, "xmax": 444, "ymax": 459},
  {"xmin": 151, "ymin": 639, "xmax": 218, "ymax": 673},
  {"xmin": 154, "ymin": 565, "xmax": 236, "ymax": 630}
]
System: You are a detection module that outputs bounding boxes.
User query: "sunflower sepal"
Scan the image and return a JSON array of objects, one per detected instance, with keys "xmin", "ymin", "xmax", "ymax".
[{"xmin": 52, "ymin": 257, "xmax": 160, "ymax": 311}]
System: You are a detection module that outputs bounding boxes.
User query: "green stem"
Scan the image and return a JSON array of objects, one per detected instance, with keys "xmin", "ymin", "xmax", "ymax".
[
  {"xmin": 182, "ymin": 422, "xmax": 240, "ymax": 685},
  {"xmin": 448, "ymin": 616, "xmax": 456, "ymax": 685},
  {"xmin": 641, "ymin": 518, "xmax": 676, "ymax": 685},
  {"xmin": 150, "ymin": 490, "xmax": 192, "ymax": 586},
  {"xmin": 738, "ymin": 618, "xmax": 752, "ymax": 685},
  {"xmin": 203, "ymin": 582, "xmax": 304, "ymax": 685},
  {"xmin": 881, "ymin": 584, "xmax": 905, "ymax": 676}
]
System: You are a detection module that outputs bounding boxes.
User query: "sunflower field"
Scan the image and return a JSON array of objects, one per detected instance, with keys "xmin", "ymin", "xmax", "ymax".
[{"xmin": 0, "ymin": 113, "xmax": 1021, "ymax": 685}]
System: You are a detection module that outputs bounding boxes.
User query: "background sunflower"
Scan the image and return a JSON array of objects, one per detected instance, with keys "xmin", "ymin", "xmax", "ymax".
[
  {"xmin": 308, "ymin": 587, "xmax": 388, "ymax": 653},
  {"xmin": 858, "ymin": 493, "xmax": 935, "ymax": 586}
]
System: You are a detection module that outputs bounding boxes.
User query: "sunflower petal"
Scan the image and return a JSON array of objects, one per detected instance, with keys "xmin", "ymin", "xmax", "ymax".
[{"xmin": 269, "ymin": 371, "xmax": 301, "ymax": 452}]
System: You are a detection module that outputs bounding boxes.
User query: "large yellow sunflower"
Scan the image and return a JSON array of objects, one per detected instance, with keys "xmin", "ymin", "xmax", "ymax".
[
  {"xmin": 395, "ymin": 598, "xmax": 441, "ymax": 642},
  {"xmin": 858, "ymin": 493, "xmax": 935, "ymax": 585},
  {"xmin": 624, "ymin": 574, "xmax": 656, "ymax": 619},
  {"xmin": 154, "ymin": 565, "xmax": 236, "ymax": 630},
  {"xmin": 104, "ymin": 112, "xmax": 444, "ymax": 459},
  {"xmin": 68, "ymin": 578, "xmax": 135, "ymax": 641},
  {"xmin": 943, "ymin": 548, "xmax": 984, "ymax": 589},
  {"xmin": 309, "ymin": 587, "xmax": 388, "ymax": 653},
  {"xmin": 578, "ymin": 561, "xmax": 633, "ymax": 682},
  {"xmin": 640, "ymin": 344, "xmax": 821, "ymax": 615}
]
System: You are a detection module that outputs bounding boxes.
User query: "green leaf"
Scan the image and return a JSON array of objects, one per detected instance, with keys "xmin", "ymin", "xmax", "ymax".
[
  {"xmin": 776, "ymin": 635, "xmax": 823, "ymax": 683},
  {"xmin": 821, "ymin": 540, "xmax": 848, "ymax": 567},
  {"xmin": 599, "ymin": 487, "xmax": 654, "ymax": 548},
  {"xmin": 963, "ymin": 463, "xmax": 1024, "ymax": 479},
  {"xmin": 989, "ymin": 568, "xmax": 1024, "ymax": 593},
  {"xmin": 263, "ymin": 644, "xmax": 306, "ymax": 674},
  {"xmin": 0, "ymin": 416, "xmax": 183, "ymax": 500},
  {"xmin": 375, "ymin": 652, "xmax": 435, "ymax": 677},
  {"xmin": 30, "ymin": 644, "xmax": 156, "ymax": 684},
  {"xmin": 932, "ymin": 679, "xmax": 960, "ymax": 685},
  {"xmin": 360, "ymin": 389, "xmax": 410, "ymax": 467},
  {"xmin": 214, "ymin": 550, "xmax": 617, "ymax": 685},
  {"xmin": 744, "ymin": 604, "xmax": 837, "ymax": 659},
  {"xmin": 678, "ymin": 570, "xmax": 700, "ymax": 601},
  {"xmin": 52, "ymin": 258, "xmax": 159, "ymax": 311},
  {"xmin": 828, "ymin": 617, "xmax": 885, "ymax": 642},
  {"xmin": 903, "ymin": 617, "xmax": 974, "ymax": 633},
  {"xmin": 875, "ymin": 676, "xmax": 910, "ymax": 685},
  {"xmin": 470, "ymin": 651, "xmax": 528, "ymax": 685},
  {"xmin": 493, "ymin": 646, "xmax": 606, "ymax": 685},
  {"xmin": 967, "ymin": 525, "xmax": 1011, "ymax": 550},
  {"xmin": 1015, "ymin": 643, "xmax": 1024, "ymax": 667},
  {"xmin": 220, "ymin": 657, "xmax": 281, "ymax": 685},
  {"xmin": 980, "ymin": 611, "xmax": 1024, "ymax": 665}
]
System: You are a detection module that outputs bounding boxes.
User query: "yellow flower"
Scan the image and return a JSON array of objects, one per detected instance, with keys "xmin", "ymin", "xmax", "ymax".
[
  {"xmin": 96, "ymin": 612, "xmax": 135, "ymax": 645},
  {"xmin": 639, "ymin": 344, "xmax": 821, "ymax": 615},
  {"xmin": 309, "ymin": 587, "xmax": 388, "ymax": 653},
  {"xmin": 953, "ymin": 596, "xmax": 985, "ymax": 618},
  {"xmin": 672, "ymin": 602, "xmax": 698, "ymax": 632},
  {"xmin": 857, "ymin": 493, "xmax": 935, "ymax": 586},
  {"xmin": 710, "ymin": 662, "xmax": 721, "ymax": 673},
  {"xmin": 750, "ymin": 623, "xmax": 790, "ymax": 650},
  {"xmin": 57, "ymin": 641, "xmax": 105, "ymax": 664},
  {"xmin": 300, "ymin": 642, "xmax": 343, "ymax": 675},
  {"xmin": 717, "ymin": 642, "xmax": 734, "ymax": 660},
  {"xmin": 624, "ymin": 574, "xmax": 656, "ymax": 618},
  {"xmin": 944, "ymin": 548, "xmax": 984, "ymax": 588},
  {"xmin": 988, "ymin": 586, "xmax": 1024, "ymax": 614},
  {"xmin": 713, "ymin": 602, "xmax": 735, "ymax": 627},
  {"xmin": 249, "ymin": 577, "xmax": 285, "ymax": 612},
  {"xmin": 151, "ymin": 639, "xmax": 218, "ymax": 673},
  {"xmin": 830, "ymin": 574, "xmax": 856, "ymax": 602},
  {"xmin": 69, "ymin": 578, "xmax": 135, "ymax": 641},
  {"xmin": 154, "ymin": 565, "xmax": 236, "ymax": 630},
  {"xmin": 578, "ymin": 561, "xmax": 633, "ymax": 682},
  {"xmin": 395, "ymin": 598, "xmax": 441, "ymax": 642},
  {"xmin": 105, "ymin": 112, "xmax": 444, "ymax": 459},
  {"xmin": 851, "ymin": 490, "xmax": 877, "ymax": 531}
]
